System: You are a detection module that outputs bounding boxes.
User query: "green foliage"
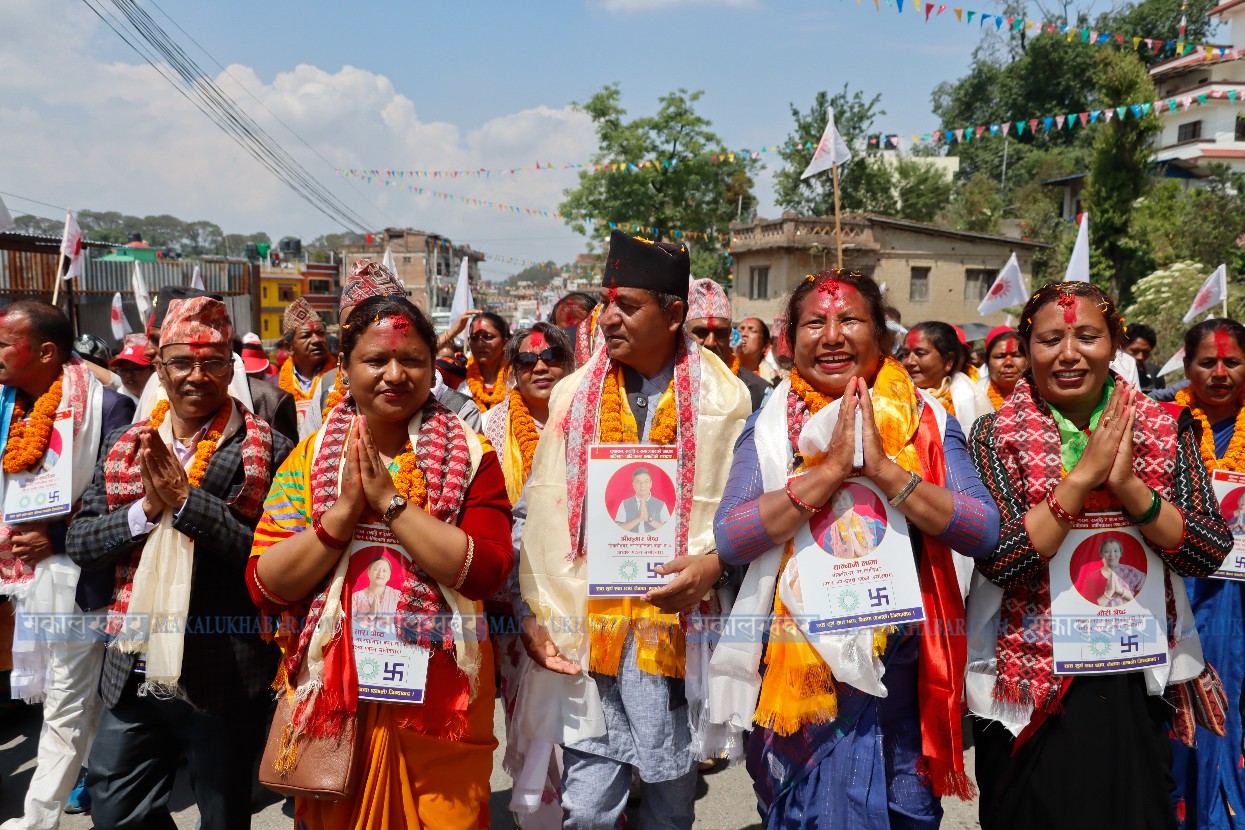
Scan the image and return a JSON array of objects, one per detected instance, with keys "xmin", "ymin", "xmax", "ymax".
[
  {"xmin": 946, "ymin": 174, "xmax": 1004, "ymax": 233},
  {"xmin": 1113, "ymin": 0, "xmax": 1223, "ymax": 66},
  {"xmin": 305, "ymin": 232, "xmax": 365, "ymax": 263},
  {"xmin": 505, "ymin": 263, "xmax": 560, "ymax": 287},
  {"xmin": 13, "ymin": 211, "xmax": 268, "ymax": 258},
  {"xmin": 559, "ymin": 84, "xmax": 756, "ymax": 268}
]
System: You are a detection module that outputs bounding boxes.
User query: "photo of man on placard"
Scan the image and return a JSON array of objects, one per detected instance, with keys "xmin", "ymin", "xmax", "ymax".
[{"xmin": 612, "ymin": 465, "xmax": 671, "ymax": 534}]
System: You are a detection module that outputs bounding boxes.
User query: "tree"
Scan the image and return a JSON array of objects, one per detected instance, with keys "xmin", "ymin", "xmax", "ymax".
[
  {"xmin": 1081, "ymin": 48, "xmax": 1160, "ymax": 301},
  {"xmin": 1124, "ymin": 261, "xmax": 1243, "ymax": 363},
  {"xmin": 506, "ymin": 263, "xmax": 559, "ymax": 287},
  {"xmin": 559, "ymin": 84, "xmax": 756, "ymax": 283},
  {"xmin": 945, "ymin": 174, "xmax": 1004, "ymax": 233}
]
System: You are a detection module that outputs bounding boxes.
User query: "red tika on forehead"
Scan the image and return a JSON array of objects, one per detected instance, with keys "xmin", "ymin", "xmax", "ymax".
[
  {"xmin": 384, "ymin": 315, "xmax": 410, "ymax": 332},
  {"xmin": 1057, "ymin": 292, "xmax": 1077, "ymax": 324},
  {"xmin": 607, "ymin": 276, "xmax": 619, "ymax": 304},
  {"xmin": 1215, "ymin": 328, "xmax": 1233, "ymax": 360},
  {"xmin": 527, "ymin": 331, "xmax": 547, "ymax": 351},
  {"xmin": 1003, "ymin": 337, "xmax": 1018, "ymax": 354},
  {"xmin": 905, "ymin": 330, "xmax": 920, "ymax": 350}
]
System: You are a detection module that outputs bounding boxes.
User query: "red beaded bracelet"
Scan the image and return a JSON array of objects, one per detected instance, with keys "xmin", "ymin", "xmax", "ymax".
[
  {"xmin": 785, "ymin": 477, "xmax": 818, "ymax": 513},
  {"xmin": 1045, "ymin": 488, "xmax": 1078, "ymax": 525},
  {"xmin": 313, "ymin": 518, "xmax": 351, "ymax": 551}
]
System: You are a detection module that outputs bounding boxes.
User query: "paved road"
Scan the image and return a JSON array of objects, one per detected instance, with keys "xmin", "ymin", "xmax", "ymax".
[{"xmin": 1, "ymin": 700, "xmax": 980, "ymax": 829}]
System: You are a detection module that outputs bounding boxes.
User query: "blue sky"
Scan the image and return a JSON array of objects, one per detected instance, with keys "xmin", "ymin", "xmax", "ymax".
[{"xmin": 2, "ymin": 0, "xmax": 1048, "ymax": 278}]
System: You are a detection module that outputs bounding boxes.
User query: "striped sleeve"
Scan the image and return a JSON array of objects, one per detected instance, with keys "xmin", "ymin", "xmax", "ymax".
[
  {"xmin": 1149, "ymin": 419, "xmax": 1232, "ymax": 577},
  {"xmin": 250, "ymin": 435, "xmax": 315, "ymax": 558},
  {"xmin": 968, "ymin": 414, "xmax": 1047, "ymax": 588}
]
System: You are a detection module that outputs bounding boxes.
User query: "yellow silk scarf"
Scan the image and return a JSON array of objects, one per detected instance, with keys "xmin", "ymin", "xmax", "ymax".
[{"xmin": 753, "ymin": 356, "xmax": 923, "ymax": 734}]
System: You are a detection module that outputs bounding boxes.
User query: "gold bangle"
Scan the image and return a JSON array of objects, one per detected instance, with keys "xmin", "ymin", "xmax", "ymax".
[{"xmin": 452, "ymin": 536, "xmax": 474, "ymax": 591}]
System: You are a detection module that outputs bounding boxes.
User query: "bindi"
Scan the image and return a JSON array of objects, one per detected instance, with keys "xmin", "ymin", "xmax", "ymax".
[
  {"xmin": 527, "ymin": 332, "xmax": 547, "ymax": 351},
  {"xmin": 1057, "ymin": 293, "xmax": 1077, "ymax": 325}
]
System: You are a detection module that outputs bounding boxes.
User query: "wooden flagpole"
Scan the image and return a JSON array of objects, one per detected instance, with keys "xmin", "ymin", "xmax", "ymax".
[
  {"xmin": 50, "ymin": 255, "xmax": 65, "ymax": 306},
  {"xmin": 832, "ymin": 159, "xmax": 843, "ymax": 269}
]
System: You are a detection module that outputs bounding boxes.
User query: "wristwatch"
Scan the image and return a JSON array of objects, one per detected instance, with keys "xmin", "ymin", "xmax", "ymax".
[{"xmin": 382, "ymin": 494, "xmax": 408, "ymax": 525}]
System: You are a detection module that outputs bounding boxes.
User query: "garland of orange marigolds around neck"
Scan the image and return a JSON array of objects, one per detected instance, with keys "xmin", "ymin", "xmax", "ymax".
[
  {"xmin": 1175, "ymin": 387, "xmax": 1245, "ymax": 472},
  {"xmin": 148, "ymin": 399, "xmax": 231, "ymax": 487},
  {"xmin": 599, "ymin": 364, "xmax": 677, "ymax": 445},
  {"xmin": 3, "ymin": 374, "xmax": 64, "ymax": 474},
  {"xmin": 987, "ymin": 381, "xmax": 1007, "ymax": 412},
  {"xmin": 466, "ymin": 357, "xmax": 507, "ymax": 410},
  {"xmin": 508, "ymin": 390, "xmax": 541, "ymax": 484}
]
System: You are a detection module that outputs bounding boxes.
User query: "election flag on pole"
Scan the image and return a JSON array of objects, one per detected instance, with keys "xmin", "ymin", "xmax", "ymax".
[
  {"xmin": 383, "ymin": 248, "xmax": 400, "ymax": 284},
  {"xmin": 1182, "ymin": 264, "xmax": 1228, "ymax": 324},
  {"xmin": 190, "ymin": 265, "xmax": 205, "ymax": 291},
  {"xmin": 449, "ymin": 256, "xmax": 474, "ymax": 323},
  {"xmin": 801, "ymin": 106, "xmax": 853, "ymax": 179},
  {"xmin": 0, "ymin": 195, "xmax": 13, "ymax": 232},
  {"xmin": 1158, "ymin": 347, "xmax": 1186, "ymax": 378},
  {"xmin": 59, "ymin": 210, "xmax": 83, "ymax": 281},
  {"xmin": 132, "ymin": 260, "xmax": 152, "ymax": 322},
  {"xmin": 978, "ymin": 252, "xmax": 1029, "ymax": 316},
  {"xmin": 110, "ymin": 292, "xmax": 133, "ymax": 340},
  {"xmin": 1064, "ymin": 213, "xmax": 1091, "ymax": 282}
]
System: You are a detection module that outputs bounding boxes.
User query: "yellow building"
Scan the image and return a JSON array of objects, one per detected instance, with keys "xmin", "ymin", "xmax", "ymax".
[{"xmin": 259, "ymin": 267, "xmax": 305, "ymax": 345}]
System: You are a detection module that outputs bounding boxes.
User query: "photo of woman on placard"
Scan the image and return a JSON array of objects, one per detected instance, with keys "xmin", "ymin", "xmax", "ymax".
[
  {"xmin": 351, "ymin": 549, "xmax": 404, "ymax": 636},
  {"xmin": 809, "ymin": 482, "xmax": 887, "ymax": 560},
  {"xmin": 1070, "ymin": 532, "xmax": 1147, "ymax": 608}
]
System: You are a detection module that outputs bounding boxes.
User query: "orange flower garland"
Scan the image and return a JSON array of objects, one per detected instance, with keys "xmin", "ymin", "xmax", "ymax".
[
  {"xmin": 1175, "ymin": 387, "xmax": 1245, "ymax": 472},
  {"xmin": 3, "ymin": 374, "xmax": 64, "ymax": 474},
  {"xmin": 277, "ymin": 358, "xmax": 313, "ymax": 403},
  {"xmin": 508, "ymin": 390, "xmax": 541, "ymax": 484},
  {"xmin": 599, "ymin": 366, "xmax": 677, "ymax": 445},
  {"xmin": 466, "ymin": 357, "xmax": 507, "ymax": 410},
  {"xmin": 148, "ymin": 399, "xmax": 231, "ymax": 488},
  {"xmin": 391, "ymin": 441, "xmax": 429, "ymax": 507},
  {"xmin": 322, "ymin": 372, "xmax": 346, "ymax": 416},
  {"xmin": 728, "ymin": 353, "xmax": 741, "ymax": 375},
  {"xmin": 789, "ymin": 366, "xmax": 835, "ymax": 415},
  {"xmin": 987, "ymin": 381, "xmax": 1007, "ymax": 412}
]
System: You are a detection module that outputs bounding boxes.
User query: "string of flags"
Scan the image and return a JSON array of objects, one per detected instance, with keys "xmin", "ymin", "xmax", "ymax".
[
  {"xmin": 338, "ymin": 169, "xmax": 729, "ymax": 242},
  {"xmin": 342, "ymin": 87, "xmax": 1241, "ymax": 194}
]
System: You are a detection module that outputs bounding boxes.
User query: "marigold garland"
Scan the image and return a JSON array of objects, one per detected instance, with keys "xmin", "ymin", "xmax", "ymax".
[
  {"xmin": 1175, "ymin": 387, "xmax": 1245, "ymax": 472},
  {"xmin": 728, "ymin": 353, "xmax": 741, "ymax": 375},
  {"xmin": 508, "ymin": 390, "xmax": 541, "ymax": 483},
  {"xmin": 3, "ymin": 374, "xmax": 64, "ymax": 474},
  {"xmin": 789, "ymin": 366, "xmax": 833, "ymax": 414},
  {"xmin": 322, "ymin": 372, "xmax": 346, "ymax": 416},
  {"xmin": 466, "ymin": 357, "xmax": 507, "ymax": 410},
  {"xmin": 148, "ymin": 399, "xmax": 231, "ymax": 488},
  {"xmin": 599, "ymin": 365, "xmax": 677, "ymax": 445},
  {"xmin": 391, "ymin": 441, "xmax": 429, "ymax": 507},
  {"xmin": 278, "ymin": 357, "xmax": 335, "ymax": 403},
  {"xmin": 987, "ymin": 381, "xmax": 1007, "ymax": 412},
  {"xmin": 930, "ymin": 383, "xmax": 957, "ymax": 418}
]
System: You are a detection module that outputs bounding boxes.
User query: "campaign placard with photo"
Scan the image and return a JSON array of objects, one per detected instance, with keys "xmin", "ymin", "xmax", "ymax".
[
  {"xmin": 348, "ymin": 523, "xmax": 430, "ymax": 703},
  {"xmin": 2, "ymin": 409, "xmax": 73, "ymax": 524},
  {"xmin": 793, "ymin": 477, "xmax": 924, "ymax": 634},
  {"xmin": 1049, "ymin": 514, "xmax": 1167, "ymax": 675},
  {"xmin": 1210, "ymin": 469, "xmax": 1245, "ymax": 581},
  {"xmin": 585, "ymin": 445, "xmax": 678, "ymax": 597}
]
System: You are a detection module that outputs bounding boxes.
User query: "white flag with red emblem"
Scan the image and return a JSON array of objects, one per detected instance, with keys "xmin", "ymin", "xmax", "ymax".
[
  {"xmin": 1158, "ymin": 347, "xmax": 1186, "ymax": 378},
  {"xmin": 59, "ymin": 209, "xmax": 83, "ymax": 280},
  {"xmin": 132, "ymin": 260, "xmax": 152, "ymax": 322},
  {"xmin": 977, "ymin": 252, "xmax": 1029, "ymax": 316},
  {"xmin": 801, "ymin": 106, "xmax": 853, "ymax": 180},
  {"xmin": 110, "ymin": 292, "xmax": 132, "ymax": 340},
  {"xmin": 1064, "ymin": 213, "xmax": 1091, "ymax": 283},
  {"xmin": 1183, "ymin": 264, "xmax": 1228, "ymax": 324}
]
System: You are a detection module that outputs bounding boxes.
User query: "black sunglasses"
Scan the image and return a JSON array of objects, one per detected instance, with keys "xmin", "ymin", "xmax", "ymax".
[{"xmin": 513, "ymin": 347, "xmax": 568, "ymax": 370}]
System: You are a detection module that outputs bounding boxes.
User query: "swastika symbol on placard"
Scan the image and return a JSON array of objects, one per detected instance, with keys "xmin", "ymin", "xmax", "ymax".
[
  {"xmin": 383, "ymin": 662, "xmax": 406, "ymax": 683},
  {"xmin": 868, "ymin": 587, "xmax": 890, "ymax": 608},
  {"xmin": 1120, "ymin": 635, "xmax": 1139, "ymax": 654}
]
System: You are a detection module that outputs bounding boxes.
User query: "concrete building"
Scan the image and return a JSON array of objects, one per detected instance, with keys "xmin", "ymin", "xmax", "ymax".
[
  {"xmin": 258, "ymin": 266, "xmax": 304, "ymax": 344},
  {"xmin": 1150, "ymin": 0, "xmax": 1245, "ymax": 178},
  {"xmin": 728, "ymin": 213, "xmax": 1047, "ymax": 326},
  {"xmin": 338, "ymin": 229, "xmax": 483, "ymax": 313}
]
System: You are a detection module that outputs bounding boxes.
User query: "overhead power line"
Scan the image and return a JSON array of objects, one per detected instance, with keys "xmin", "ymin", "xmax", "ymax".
[{"xmin": 79, "ymin": 0, "xmax": 378, "ymax": 235}]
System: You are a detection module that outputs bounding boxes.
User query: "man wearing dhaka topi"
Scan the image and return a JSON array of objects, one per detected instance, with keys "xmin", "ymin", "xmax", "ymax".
[
  {"xmin": 65, "ymin": 296, "xmax": 291, "ymax": 830},
  {"xmin": 517, "ymin": 230, "xmax": 750, "ymax": 830},
  {"xmin": 277, "ymin": 296, "xmax": 335, "ymax": 439}
]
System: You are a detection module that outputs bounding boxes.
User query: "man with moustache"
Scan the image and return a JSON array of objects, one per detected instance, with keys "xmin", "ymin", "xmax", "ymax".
[{"xmin": 274, "ymin": 297, "xmax": 334, "ymax": 438}]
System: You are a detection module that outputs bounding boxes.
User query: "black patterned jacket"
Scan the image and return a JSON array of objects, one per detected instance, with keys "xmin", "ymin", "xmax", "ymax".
[{"xmin": 66, "ymin": 422, "xmax": 292, "ymax": 712}]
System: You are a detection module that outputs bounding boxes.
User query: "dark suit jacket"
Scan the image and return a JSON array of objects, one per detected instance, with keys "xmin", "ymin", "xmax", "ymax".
[
  {"xmin": 247, "ymin": 376, "xmax": 298, "ymax": 445},
  {"xmin": 65, "ymin": 418, "xmax": 293, "ymax": 712}
]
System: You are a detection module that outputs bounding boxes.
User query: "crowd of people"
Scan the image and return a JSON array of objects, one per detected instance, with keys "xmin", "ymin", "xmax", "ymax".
[{"xmin": 0, "ymin": 228, "xmax": 1241, "ymax": 830}]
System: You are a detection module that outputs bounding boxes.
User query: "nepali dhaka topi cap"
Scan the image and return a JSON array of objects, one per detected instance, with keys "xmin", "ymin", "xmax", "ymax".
[
  {"xmin": 341, "ymin": 258, "xmax": 405, "ymax": 312},
  {"xmin": 686, "ymin": 277, "xmax": 731, "ymax": 322},
  {"xmin": 282, "ymin": 296, "xmax": 323, "ymax": 338},
  {"xmin": 160, "ymin": 296, "xmax": 234, "ymax": 348}
]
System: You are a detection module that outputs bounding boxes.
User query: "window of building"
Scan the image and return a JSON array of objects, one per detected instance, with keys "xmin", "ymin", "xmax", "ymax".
[
  {"xmin": 965, "ymin": 269, "xmax": 996, "ymax": 303},
  {"xmin": 263, "ymin": 318, "xmax": 270, "ymax": 334},
  {"xmin": 278, "ymin": 286, "xmax": 295, "ymax": 302},
  {"xmin": 1236, "ymin": 115, "xmax": 1245, "ymax": 142},
  {"xmin": 1177, "ymin": 120, "xmax": 1203, "ymax": 142},
  {"xmin": 262, "ymin": 286, "xmax": 268, "ymax": 300},
  {"xmin": 909, "ymin": 267, "xmax": 930, "ymax": 302},
  {"xmin": 749, "ymin": 266, "xmax": 769, "ymax": 301},
  {"xmin": 308, "ymin": 279, "xmax": 331, "ymax": 294},
  {"xmin": 403, "ymin": 256, "xmax": 412, "ymax": 264}
]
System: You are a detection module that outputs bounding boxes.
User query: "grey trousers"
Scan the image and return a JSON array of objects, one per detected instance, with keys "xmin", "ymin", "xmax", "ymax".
[{"xmin": 561, "ymin": 746, "xmax": 697, "ymax": 830}]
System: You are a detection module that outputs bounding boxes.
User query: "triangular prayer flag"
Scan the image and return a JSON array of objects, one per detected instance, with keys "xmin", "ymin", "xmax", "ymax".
[
  {"xmin": 1230, "ymin": 90, "xmax": 1239, "ymax": 103},
  {"xmin": 1056, "ymin": 115, "xmax": 1066, "ymax": 128},
  {"xmin": 1078, "ymin": 112, "xmax": 1089, "ymax": 126},
  {"xmin": 1116, "ymin": 106, "xmax": 1126, "ymax": 118},
  {"xmin": 1001, "ymin": 122, "xmax": 1011, "ymax": 135},
  {"xmin": 1168, "ymin": 99, "xmax": 1178, "ymax": 112},
  {"xmin": 955, "ymin": 128, "xmax": 964, "ymax": 141},
  {"xmin": 1142, "ymin": 102, "xmax": 1153, "ymax": 115},
  {"xmin": 896, "ymin": 0, "xmax": 904, "ymax": 12},
  {"xmin": 1130, "ymin": 104, "xmax": 1142, "ymax": 118},
  {"xmin": 990, "ymin": 124, "xmax": 999, "ymax": 136},
  {"xmin": 937, "ymin": 5, "xmax": 947, "ymax": 15},
  {"xmin": 954, "ymin": 7, "xmax": 963, "ymax": 20},
  {"xmin": 1089, "ymin": 110, "xmax": 1100, "ymax": 123},
  {"xmin": 1015, "ymin": 121, "xmax": 1024, "ymax": 135},
  {"xmin": 966, "ymin": 10, "xmax": 976, "ymax": 23},
  {"xmin": 1104, "ymin": 109, "xmax": 1115, "ymax": 122},
  {"xmin": 994, "ymin": 15, "xmax": 1004, "ymax": 28},
  {"xmin": 1044, "ymin": 116, "xmax": 1054, "ymax": 131},
  {"xmin": 1082, "ymin": 29, "xmax": 1091, "ymax": 43},
  {"xmin": 976, "ymin": 125, "xmax": 987, "ymax": 138},
  {"xmin": 1197, "ymin": 94, "xmax": 1207, "ymax": 105},
  {"xmin": 926, "ymin": 3, "xmax": 934, "ymax": 20},
  {"xmin": 1028, "ymin": 118, "xmax": 1038, "ymax": 132}
]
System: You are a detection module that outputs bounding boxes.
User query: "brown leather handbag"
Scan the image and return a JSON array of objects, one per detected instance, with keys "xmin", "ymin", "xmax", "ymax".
[{"xmin": 259, "ymin": 694, "xmax": 365, "ymax": 800}]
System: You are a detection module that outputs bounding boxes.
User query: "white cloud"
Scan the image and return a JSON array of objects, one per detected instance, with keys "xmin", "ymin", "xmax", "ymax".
[
  {"xmin": 0, "ymin": 0, "xmax": 599, "ymax": 274},
  {"xmin": 596, "ymin": 0, "xmax": 758, "ymax": 11}
]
